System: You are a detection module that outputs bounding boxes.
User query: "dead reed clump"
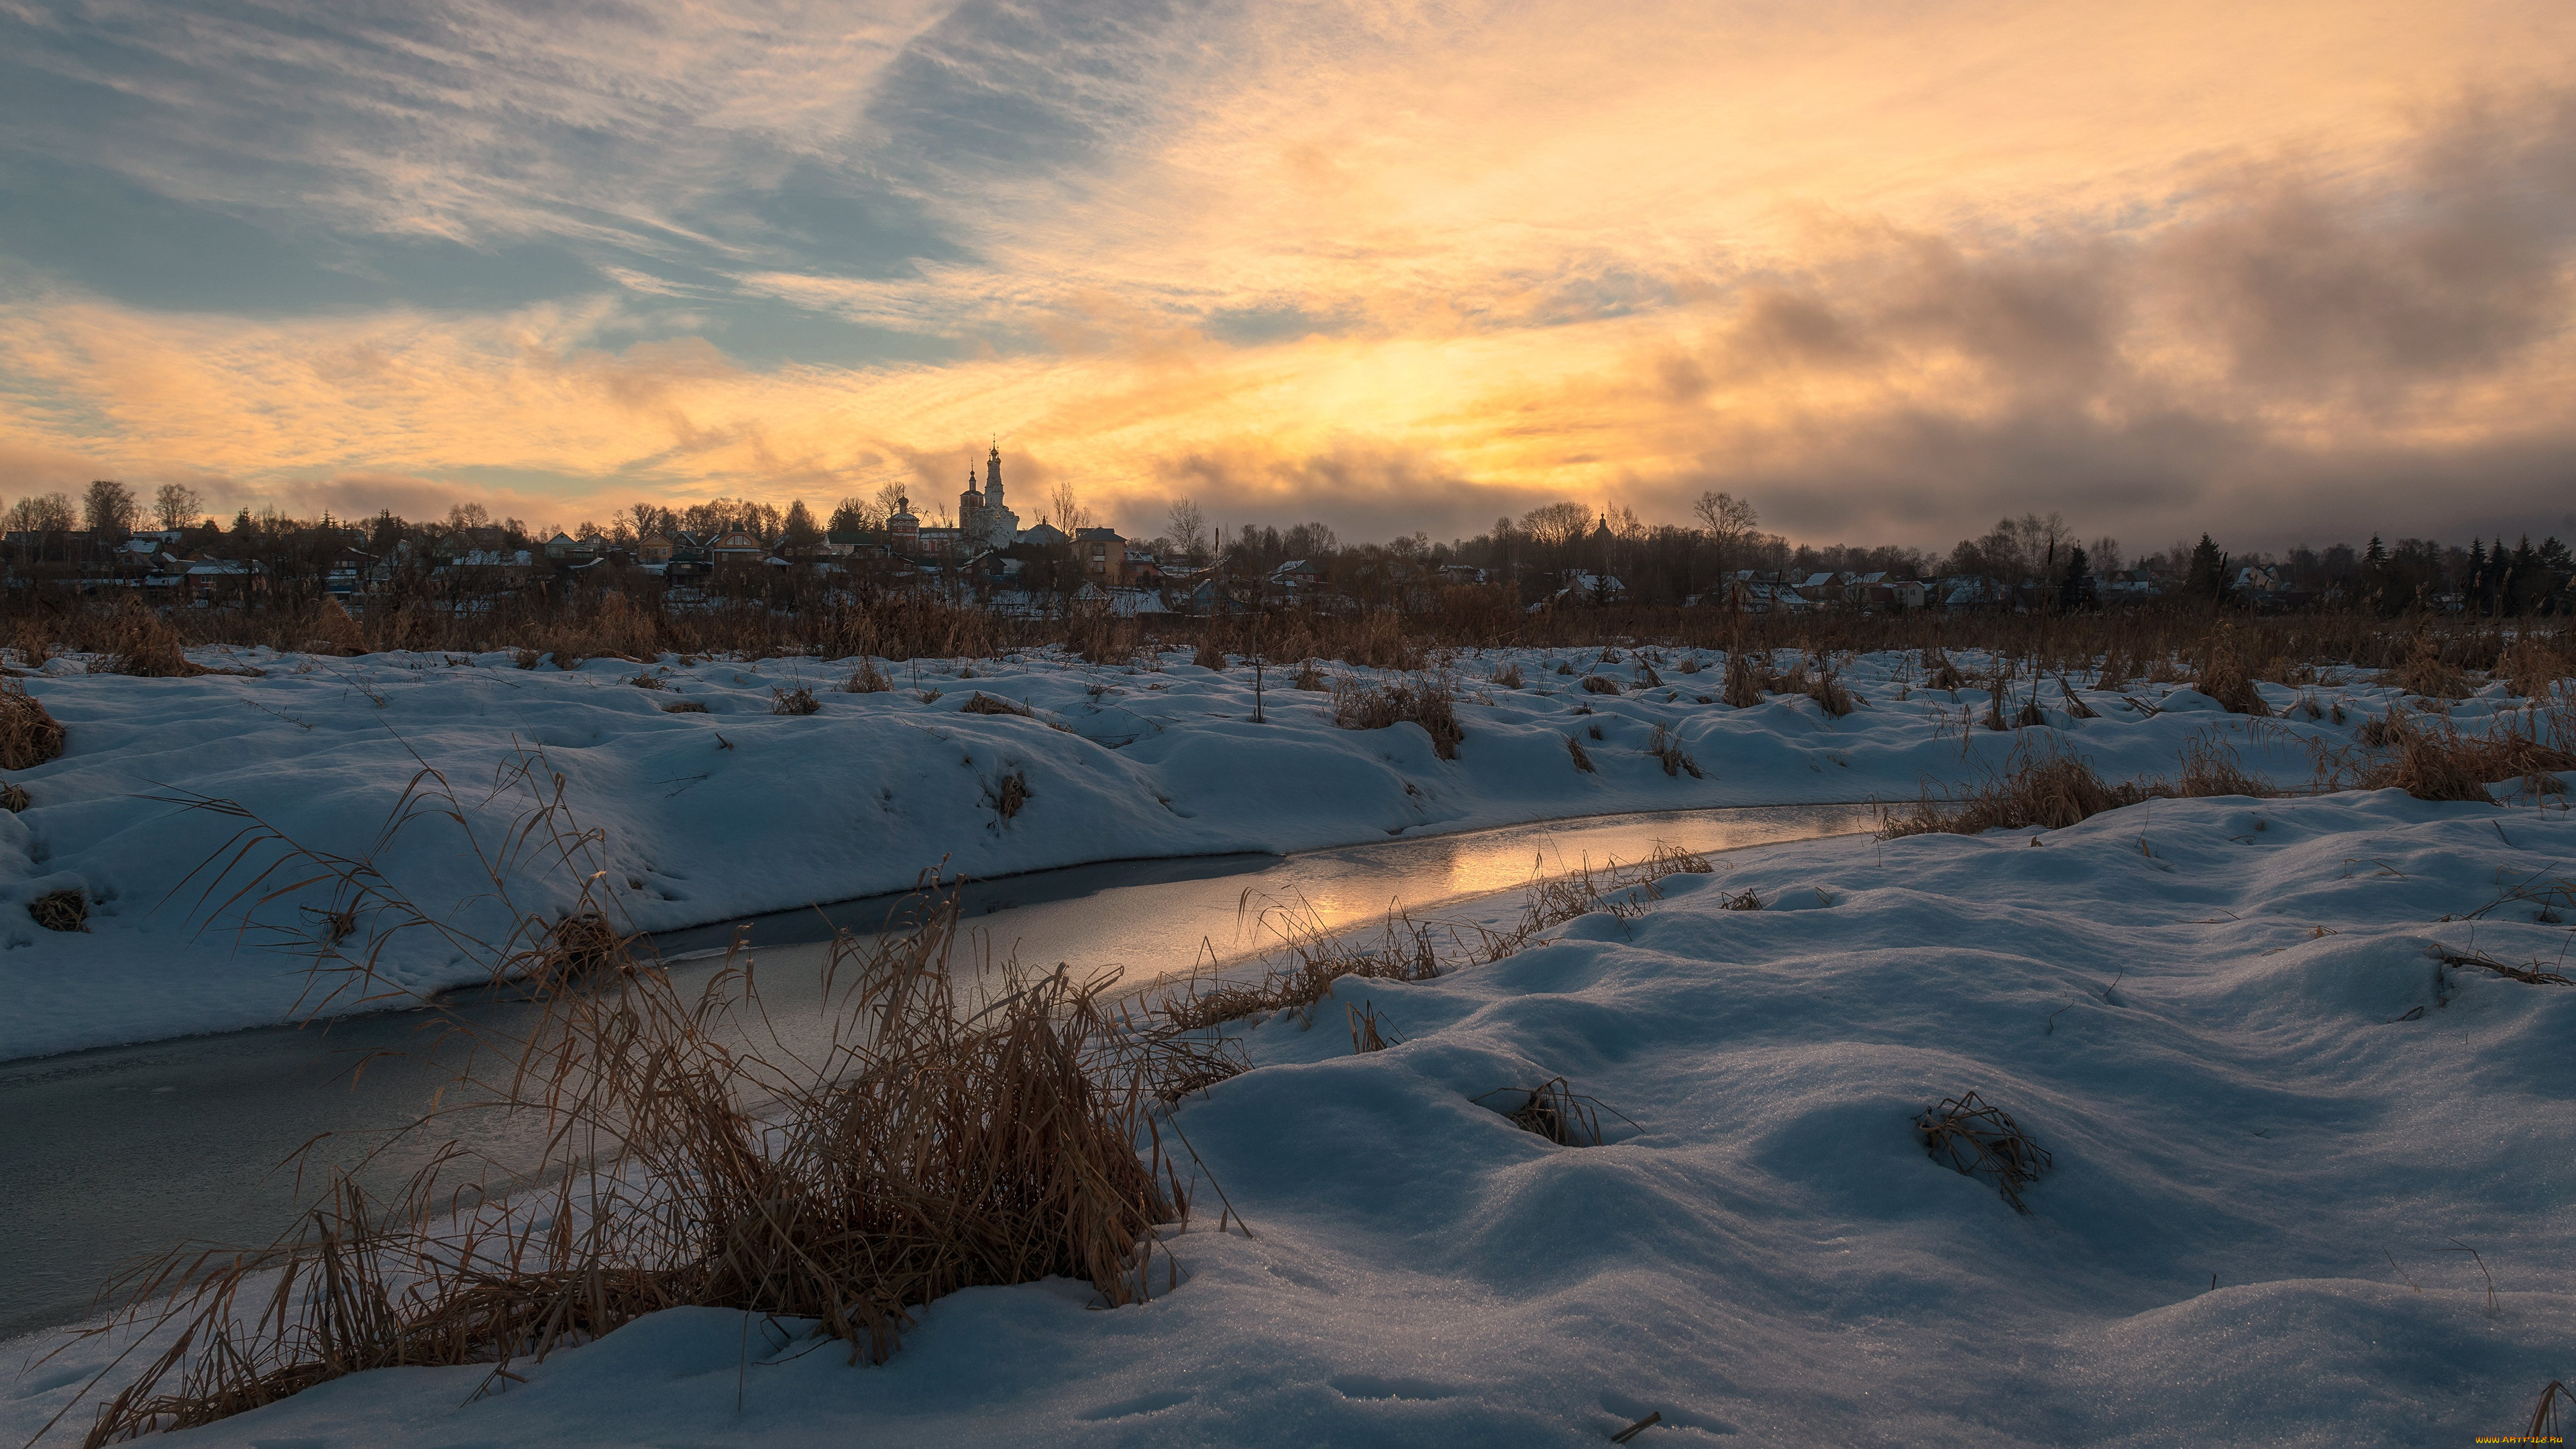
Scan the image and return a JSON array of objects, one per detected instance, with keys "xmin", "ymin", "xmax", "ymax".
[
  {"xmin": 988, "ymin": 769, "xmax": 1032, "ymax": 820},
  {"xmin": 2357, "ymin": 712, "xmax": 2405, "ymax": 748},
  {"xmin": 93, "ymin": 604, "xmax": 205, "ymax": 678},
  {"xmin": 960, "ymin": 692, "xmax": 1036, "ymax": 718},
  {"xmin": 1492, "ymin": 661, "xmax": 1525, "ymax": 688},
  {"xmin": 1916, "ymin": 1090, "xmax": 2051, "ymax": 1213},
  {"xmin": 1, "ymin": 781, "xmax": 28, "ymax": 811},
  {"xmin": 1646, "ymin": 722, "xmax": 1704, "ymax": 778},
  {"xmin": 2192, "ymin": 635, "xmax": 2271, "ymax": 716},
  {"xmin": 2355, "ymin": 714, "xmax": 2498, "ymax": 804},
  {"xmin": 1722, "ymin": 652, "xmax": 1766, "ymax": 708},
  {"xmin": 1471, "ymin": 1078, "xmax": 1629, "ymax": 1147},
  {"xmin": 1566, "ymin": 735, "xmax": 1597, "ymax": 772},
  {"xmin": 1346, "ymin": 1001, "xmax": 1399, "ymax": 1053},
  {"xmin": 843, "ymin": 659, "xmax": 893, "ymax": 692},
  {"xmin": 28, "ymin": 887, "xmax": 87, "ymax": 932},
  {"xmin": 301, "ymin": 599, "xmax": 366, "ymax": 657},
  {"xmin": 1678, "ymin": 656, "xmax": 1703, "ymax": 675},
  {"xmin": 2527, "ymin": 1381, "xmax": 2571, "ymax": 1444},
  {"xmin": 1193, "ymin": 637, "xmax": 1227, "ymax": 671},
  {"xmin": 2057, "ymin": 676, "xmax": 2100, "ymax": 719},
  {"xmin": 2159, "ymin": 731, "xmax": 2276, "ymax": 799},
  {"xmin": 1805, "ymin": 669, "xmax": 1856, "ymax": 718},
  {"xmin": 1924, "ymin": 648, "xmax": 1966, "ymax": 692},
  {"xmin": 0, "ymin": 681, "xmax": 66, "ymax": 769},
  {"xmin": 1580, "ymin": 674, "xmax": 1622, "ymax": 695},
  {"xmin": 661, "ymin": 700, "xmax": 708, "ymax": 714},
  {"xmin": 1294, "ymin": 657, "xmax": 1326, "ymax": 691},
  {"xmin": 1637, "ymin": 661, "xmax": 1664, "ymax": 688},
  {"xmin": 770, "ymin": 684, "xmax": 821, "ymax": 716},
  {"xmin": 2496, "ymin": 638, "xmax": 2569, "ymax": 700},
  {"xmin": 627, "ymin": 672, "xmax": 665, "ymax": 690},
  {"xmin": 1330, "ymin": 675, "xmax": 1463, "ymax": 759},
  {"xmin": 1880, "ymin": 738, "xmax": 2141, "ymax": 838},
  {"xmin": 2385, "ymin": 638, "xmax": 2472, "ymax": 700}
]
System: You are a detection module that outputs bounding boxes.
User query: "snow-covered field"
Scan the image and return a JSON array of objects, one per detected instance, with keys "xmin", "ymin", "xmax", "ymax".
[
  {"xmin": 0, "ymin": 643, "xmax": 2540, "ymax": 1062},
  {"xmin": 8, "ymin": 781, "xmax": 2571, "ymax": 1445}
]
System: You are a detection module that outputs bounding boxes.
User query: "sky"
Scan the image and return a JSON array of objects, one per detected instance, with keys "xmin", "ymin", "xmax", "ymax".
[{"xmin": 1, "ymin": 0, "xmax": 2573, "ymax": 553}]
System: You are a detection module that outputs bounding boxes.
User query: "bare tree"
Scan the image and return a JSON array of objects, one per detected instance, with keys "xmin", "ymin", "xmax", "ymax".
[
  {"xmin": 83, "ymin": 479, "xmax": 138, "ymax": 535},
  {"xmin": 1691, "ymin": 489, "xmax": 1760, "ymax": 608},
  {"xmin": 153, "ymin": 482, "xmax": 203, "ymax": 531},
  {"xmin": 873, "ymin": 481, "xmax": 912, "ymax": 521},
  {"xmin": 1165, "ymin": 498, "xmax": 1208, "ymax": 560},
  {"xmin": 1050, "ymin": 478, "xmax": 1093, "ymax": 534}
]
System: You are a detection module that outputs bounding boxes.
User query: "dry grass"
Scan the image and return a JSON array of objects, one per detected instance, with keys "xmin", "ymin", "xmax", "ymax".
[
  {"xmin": 1, "ymin": 780, "xmax": 28, "ymax": 812},
  {"xmin": 1917, "ymin": 1090, "xmax": 2051, "ymax": 1214},
  {"xmin": 2356, "ymin": 714, "xmax": 2500, "ymax": 803},
  {"xmin": 1722, "ymin": 652, "xmax": 1767, "ymax": 708},
  {"xmin": 1329, "ymin": 674, "xmax": 1462, "ymax": 759},
  {"xmin": 2386, "ymin": 638, "xmax": 2473, "ymax": 700},
  {"xmin": 959, "ymin": 692, "xmax": 1035, "ymax": 718},
  {"xmin": 1646, "ymin": 722, "xmax": 1704, "ymax": 778},
  {"xmin": 2496, "ymin": 639, "xmax": 2567, "ymax": 700},
  {"xmin": 303, "ymin": 599, "xmax": 365, "ymax": 656},
  {"xmin": 1148, "ymin": 843, "xmax": 1711, "ymax": 1036},
  {"xmin": 1491, "ymin": 661, "xmax": 1524, "ymax": 688},
  {"xmin": 2192, "ymin": 633, "xmax": 2271, "ymax": 716},
  {"xmin": 1566, "ymin": 735, "xmax": 1596, "ymax": 772},
  {"xmin": 1193, "ymin": 637, "xmax": 1226, "ymax": 671},
  {"xmin": 28, "ymin": 886, "xmax": 87, "ymax": 932},
  {"xmin": 92, "ymin": 603, "xmax": 205, "ymax": 678},
  {"xmin": 0, "ymin": 680, "xmax": 63, "ymax": 769},
  {"xmin": 843, "ymin": 659, "xmax": 892, "ymax": 692},
  {"xmin": 1805, "ymin": 667, "xmax": 1856, "ymax": 717},
  {"xmin": 1579, "ymin": 674, "xmax": 1621, "ymax": 695},
  {"xmin": 625, "ymin": 672, "xmax": 664, "ymax": 690},
  {"xmin": 1470, "ymin": 1077, "xmax": 1628, "ymax": 1147},
  {"xmin": 988, "ymin": 769, "xmax": 1032, "ymax": 820},
  {"xmin": 660, "ymin": 700, "xmax": 708, "ymax": 714},
  {"xmin": 56, "ymin": 775, "xmax": 1188, "ymax": 1446},
  {"xmin": 1880, "ymin": 737, "xmax": 2141, "ymax": 837},
  {"xmin": 2168, "ymin": 731, "xmax": 2277, "ymax": 799},
  {"xmin": 1293, "ymin": 657, "xmax": 1326, "ymax": 691},
  {"xmin": 769, "ymin": 684, "xmax": 820, "ymax": 716}
]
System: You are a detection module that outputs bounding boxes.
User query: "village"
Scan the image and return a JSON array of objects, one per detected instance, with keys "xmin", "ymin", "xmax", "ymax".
[{"xmin": 8, "ymin": 464, "xmax": 2569, "ymax": 625}]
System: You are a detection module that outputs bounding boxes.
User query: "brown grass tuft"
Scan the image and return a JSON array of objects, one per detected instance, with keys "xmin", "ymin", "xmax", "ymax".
[
  {"xmin": 843, "ymin": 659, "xmax": 892, "ymax": 692},
  {"xmin": 960, "ymin": 692, "xmax": 1035, "ymax": 718},
  {"xmin": 1471, "ymin": 1077, "xmax": 1626, "ymax": 1147},
  {"xmin": 2386, "ymin": 638, "xmax": 2472, "ymax": 700},
  {"xmin": 660, "ymin": 699, "xmax": 708, "ymax": 714},
  {"xmin": 1491, "ymin": 661, "xmax": 1524, "ymax": 688},
  {"xmin": 1722, "ymin": 652, "xmax": 1766, "ymax": 708},
  {"xmin": 1566, "ymin": 734, "xmax": 1595, "ymax": 772},
  {"xmin": 1646, "ymin": 722, "xmax": 1703, "ymax": 778},
  {"xmin": 1293, "ymin": 657, "xmax": 1326, "ymax": 691},
  {"xmin": 1, "ymin": 781, "xmax": 28, "ymax": 812},
  {"xmin": 1806, "ymin": 668, "xmax": 1856, "ymax": 717},
  {"xmin": 1330, "ymin": 674, "xmax": 1462, "ymax": 759},
  {"xmin": 0, "ymin": 681, "xmax": 65, "ymax": 769},
  {"xmin": 770, "ymin": 684, "xmax": 820, "ymax": 716},
  {"xmin": 1917, "ymin": 1090, "xmax": 2051, "ymax": 1213},
  {"xmin": 1580, "ymin": 673, "xmax": 1621, "ymax": 695},
  {"xmin": 1193, "ymin": 637, "xmax": 1226, "ymax": 671},
  {"xmin": 28, "ymin": 886, "xmax": 87, "ymax": 932},
  {"xmin": 93, "ymin": 604, "xmax": 205, "ymax": 678},
  {"xmin": 1881, "ymin": 737, "xmax": 2140, "ymax": 837},
  {"xmin": 2192, "ymin": 633, "xmax": 2271, "ymax": 716}
]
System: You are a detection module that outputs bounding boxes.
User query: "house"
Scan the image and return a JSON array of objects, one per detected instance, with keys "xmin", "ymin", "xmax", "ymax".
[
  {"xmin": 185, "ymin": 559, "xmax": 264, "ymax": 601},
  {"xmin": 1271, "ymin": 558, "xmax": 1322, "ymax": 592},
  {"xmin": 706, "ymin": 529, "xmax": 767, "ymax": 567},
  {"xmin": 1016, "ymin": 521, "xmax": 1068, "ymax": 549},
  {"xmin": 1550, "ymin": 572, "xmax": 1627, "ymax": 606},
  {"xmin": 1075, "ymin": 527, "xmax": 1126, "ymax": 586},
  {"xmin": 325, "ymin": 547, "xmax": 375, "ymax": 598},
  {"xmin": 636, "ymin": 533, "xmax": 674, "ymax": 564}
]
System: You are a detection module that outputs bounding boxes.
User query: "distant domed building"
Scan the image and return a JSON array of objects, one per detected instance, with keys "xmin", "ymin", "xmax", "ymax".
[{"xmin": 957, "ymin": 443, "xmax": 1020, "ymax": 551}]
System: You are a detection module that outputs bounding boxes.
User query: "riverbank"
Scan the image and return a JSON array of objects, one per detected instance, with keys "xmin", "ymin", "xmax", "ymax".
[
  {"xmin": 0, "ymin": 643, "xmax": 2493, "ymax": 1061},
  {"xmin": 9, "ymin": 782, "xmax": 2571, "ymax": 1446}
]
